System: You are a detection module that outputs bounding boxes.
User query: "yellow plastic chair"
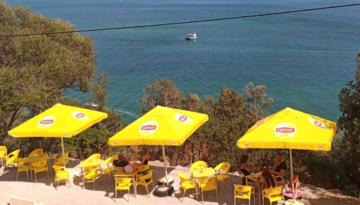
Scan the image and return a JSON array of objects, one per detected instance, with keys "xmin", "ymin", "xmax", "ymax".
[
  {"xmin": 54, "ymin": 152, "xmax": 70, "ymax": 167},
  {"xmin": 198, "ymin": 176, "xmax": 218, "ymax": 204},
  {"xmin": 82, "ymin": 167, "xmax": 102, "ymax": 190},
  {"xmin": 28, "ymin": 148, "xmax": 44, "ymax": 158},
  {"xmin": 262, "ymin": 185, "xmax": 285, "ymax": 205},
  {"xmin": 179, "ymin": 173, "xmax": 198, "ymax": 202},
  {"xmin": 16, "ymin": 158, "xmax": 31, "ymax": 181},
  {"xmin": 4, "ymin": 149, "xmax": 20, "ymax": 173},
  {"xmin": 275, "ymin": 175, "xmax": 286, "ymax": 187},
  {"xmin": 214, "ymin": 162, "xmax": 231, "ymax": 186},
  {"xmin": 31, "ymin": 159, "xmax": 49, "ymax": 183},
  {"xmin": 234, "ymin": 185, "xmax": 253, "ymax": 205},
  {"xmin": 114, "ymin": 176, "xmax": 133, "ymax": 202},
  {"xmin": 136, "ymin": 164, "xmax": 150, "ymax": 178},
  {"xmin": 136, "ymin": 169, "xmax": 154, "ymax": 197},
  {"xmin": 190, "ymin": 161, "xmax": 207, "ymax": 172},
  {"xmin": 243, "ymin": 175, "xmax": 256, "ymax": 203},
  {"xmin": 85, "ymin": 153, "xmax": 101, "ymax": 163},
  {"xmin": 0, "ymin": 146, "xmax": 7, "ymax": 165},
  {"xmin": 53, "ymin": 165, "xmax": 71, "ymax": 190},
  {"xmin": 101, "ymin": 156, "xmax": 117, "ymax": 181},
  {"xmin": 85, "ymin": 153, "xmax": 101, "ymax": 169}
]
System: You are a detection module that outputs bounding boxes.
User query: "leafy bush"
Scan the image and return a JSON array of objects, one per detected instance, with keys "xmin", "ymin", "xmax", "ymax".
[{"xmin": 65, "ymin": 128, "xmax": 125, "ymax": 159}]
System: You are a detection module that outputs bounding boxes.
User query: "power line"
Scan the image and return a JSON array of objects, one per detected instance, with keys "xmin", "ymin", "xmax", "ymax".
[{"xmin": 1, "ymin": 3, "xmax": 360, "ymax": 38}]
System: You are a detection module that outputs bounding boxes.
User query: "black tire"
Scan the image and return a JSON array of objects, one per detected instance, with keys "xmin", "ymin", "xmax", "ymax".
[{"xmin": 153, "ymin": 185, "xmax": 174, "ymax": 197}]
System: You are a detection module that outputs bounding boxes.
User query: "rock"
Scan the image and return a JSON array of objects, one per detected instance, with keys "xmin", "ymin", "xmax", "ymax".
[{"xmin": 327, "ymin": 189, "xmax": 343, "ymax": 195}]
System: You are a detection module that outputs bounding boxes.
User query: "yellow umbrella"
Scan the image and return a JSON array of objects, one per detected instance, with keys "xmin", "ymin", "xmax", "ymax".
[
  {"xmin": 108, "ymin": 105, "xmax": 208, "ymax": 184},
  {"xmin": 8, "ymin": 103, "xmax": 108, "ymax": 166},
  {"xmin": 237, "ymin": 107, "xmax": 337, "ymax": 199}
]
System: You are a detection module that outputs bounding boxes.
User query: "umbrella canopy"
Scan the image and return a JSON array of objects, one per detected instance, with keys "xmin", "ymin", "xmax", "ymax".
[
  {"xmin": 236, "ymin": 107, "xmax": 337, "ymax": 199},
  {"xmin": 237, "ymin": 107, "xmax": 337, "ymax": 151},
  {"xmin": 108, "ymin": 105, "xmax": 208, "ymax": 146},
  {"xmin": 108, "ymin": 105, "xmax": 208, "ymax": 184},
  {"xmin": 8, "ymin": 103, "xmax": 108, "ymax": 166}
]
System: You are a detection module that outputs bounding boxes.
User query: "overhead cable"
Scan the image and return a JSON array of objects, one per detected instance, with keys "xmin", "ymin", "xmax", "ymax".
[{"xmin": 1, "ymin": 3, "xmax": 360, "ymax": 38}]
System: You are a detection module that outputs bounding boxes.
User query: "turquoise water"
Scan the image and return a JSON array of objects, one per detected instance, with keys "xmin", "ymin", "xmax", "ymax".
[{"xmin": 5, "ymin": 0, "xmax": 360, "ymax": 123}]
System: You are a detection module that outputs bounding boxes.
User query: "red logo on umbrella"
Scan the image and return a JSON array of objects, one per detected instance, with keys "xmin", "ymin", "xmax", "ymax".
[
  {"xmin": 139, "ymin": 120, "xmax": 158, "ymax": 135},
  {"xmin": 179, "ymin": 115, "xmax": 187, "ymax": 122},
  {"xmin": 141, "ymin": 125, "xmax": 157, "ymax": 131},
  {"xmin": 72, "ymin": 111, "xmax": 89, "ymax": 121},
  {"xmin": 38, "ymin": 116, "xmax": 56, "ymax": 128},
  {"xmin": 275, "ymin": 127, "xmax": 295, "ymax": 133}
]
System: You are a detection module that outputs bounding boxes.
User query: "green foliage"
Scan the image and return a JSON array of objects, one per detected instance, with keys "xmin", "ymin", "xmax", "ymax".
[
  {"xmin": 337, "ymin": 53, "xmax": 360, "ymax": 195},
  {"xmin": 303, "ymin": 154, "xmax": 346, "ymax": 189},
  {"xmin": 0, "ymin": 2, "xmax": 98, "ymax": 140},
  {"xmin": 138, "ymin": 78, "xmax": 274, "ymax": 170},
  {"xmin": 64, "ymin": 128, "xmax": 125, "ymax": 159}
]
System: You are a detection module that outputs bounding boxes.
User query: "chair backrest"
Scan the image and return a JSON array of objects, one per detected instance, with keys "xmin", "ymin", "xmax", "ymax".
[
  {"xmin": 265, "ymin": 185, "xmax": 284, "ymax": 197},
  {"xmin": 234, "ymin": 184, "xmax": 252, "ymax": 197},
  {"xmin": 0, "ymin": 146, "xmax": 7, "ymax": 158},
  {"xmin": 16, "ymin": 158, "xmax": 29, "ymax": 167},
  {"xmin": 190, "ymin": 161, "xmax": 207, "ymax": 172},
  {"xmin": 287, "ymin": 175, "xmax": 300, "ymax": 191},
  {"xmin": 6, "ymin": 149, "xmax": 20, "ymax": 165},
  {"xmin": 31, "ymin": 160, "xmax": 48, "ymax": 170},
  {"xmin": 9, "ymin": 196, "xmax": 43, "ymax": 205},
  {"xmin": 178, "ymin": 173, "xmax": 191, "ymax": 183},
  {"xmin": 102, "ymin": 156, "xmax": 116, "ymax": 166},
  {"xmin": 199, "ymin": 176, "xmax": 217, "ymax": 191},
  {"xmin": 214, "ymin": 162, "xmax": 230, "ymax": 173},
  {"xmin": 28, "ymin": 148, "xmax": 44, "ymax": 158},
  {"xmin": 85, "ymin": 153, "xmax": 101, "ymax": 162},
  {"xmin": 52, "ymin": 165, "xmax": 69, "ymax": 179}
]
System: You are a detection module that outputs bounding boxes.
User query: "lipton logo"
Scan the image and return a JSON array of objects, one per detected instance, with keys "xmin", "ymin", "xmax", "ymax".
[
  {"xmin": 72, "ymin": 111, "xmax": 89, "ymax": 121},
  {"xmin": 318, "ymin": 145, "xmax": 323, "ymax": 150},
  {"xmin": 139, "ymin": 120, "xmax": 158, "ymax": 135},
  {"xmin": 38, "ymin": 116, "xmax": 56, "ymax": 128},
  {"xmin": 245, "ymin": 143, "xmax": 250, "ymax": 148},
  {"xmin": 308, "ymin": 118, "xmax": 328, "ymax": 129},
  {"xmin": 274, "ymin": 123, "xmax": 296, "ymax": 138},
  {"xmin": 174, "ymin": 113, "xmax": 192, "ymax": 124}
]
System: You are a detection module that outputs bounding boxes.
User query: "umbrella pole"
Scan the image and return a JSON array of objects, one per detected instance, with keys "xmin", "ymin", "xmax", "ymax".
[
  {"xmin": 290, "ymin": 149, "xmax": 295, "ymax": 200},
  {"xmin": 61, "ymin": 137, "xmax": 66, "ymax": 167},
  {"xmin": 162, "ymin": 145, "xmax": 169, "ymax": 185}
]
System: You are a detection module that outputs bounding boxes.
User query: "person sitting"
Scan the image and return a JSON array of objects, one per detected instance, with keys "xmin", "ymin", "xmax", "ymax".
[
  {"xmin": 239, "ymin": 154, "xmax": 261, "ymax": 185},
  {"xmin": 113, "ymin": 153, "xmax": 137, "ymax": 174},
  {"xmin": 113, "ymin": 153, "xmax": 129, "ymax": 168},
  {"xmin": 269, "ymin": 152, "xmax": 287, "ymax": 181},
  {"xmin": 260, "ymin": 166, "xmax": 277, "ymax": 190},
  {"xmin": 134, "ymin": 147, "xmax": 149, "ymax": 166}
]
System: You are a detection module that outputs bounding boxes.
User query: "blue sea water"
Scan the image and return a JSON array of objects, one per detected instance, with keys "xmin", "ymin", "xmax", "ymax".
[{"xmin": 5, "ymin": 0, "xmax": 360, "ymax": 123}]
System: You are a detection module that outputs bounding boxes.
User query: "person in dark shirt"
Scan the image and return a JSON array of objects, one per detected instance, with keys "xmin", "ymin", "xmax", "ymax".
[
  {"xmin": 270, "ymin": 152, "xmax": 287, "ymax": 181},
  {"xmin": 113, "ymin": 153, "xmax": 129, "ymax": 168}
]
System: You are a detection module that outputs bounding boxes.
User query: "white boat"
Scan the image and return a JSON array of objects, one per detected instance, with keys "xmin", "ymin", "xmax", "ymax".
[{"xmin": 185, "ymin": 32, "xmax": 198, "ymax": 40}]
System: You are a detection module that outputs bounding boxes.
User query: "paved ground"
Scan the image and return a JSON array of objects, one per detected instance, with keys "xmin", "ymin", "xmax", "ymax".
[{"xmin": 0, "ymin": 159, "xmax": 359, "ymax": 205}]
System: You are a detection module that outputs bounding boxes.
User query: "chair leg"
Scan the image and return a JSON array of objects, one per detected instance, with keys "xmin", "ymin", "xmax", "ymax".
[
  {"xmin": 128, "ymin": 189, "xmax": 130, "ymax": 202},
  {"xmin": 93, "ymin": 179, "xmax": 96, "ymax": 190},
  {"xmin": 26, "ymin": 171, "xmax": 29, "ymax": 180},
  {"xmin": 146, "ymin": 186, "xmax": 149, "ymax": 197},
  {"xmin": 234, "ymin": 197, "xmax": 236, "ymax": 205},
  {"xmin": 114, "ymin": 189, "xmax": 117, "ymax": 202},
  {"xmin": 16, "ymin": 171, "xmax": 19, "ymax": 181},
  {"xmin": 201, "ymin": 191, "xmax": 204, "ymax": 204},
  {"xmin": 181, "ymin": 189, "xmax": 186, "ymax": 202}
]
